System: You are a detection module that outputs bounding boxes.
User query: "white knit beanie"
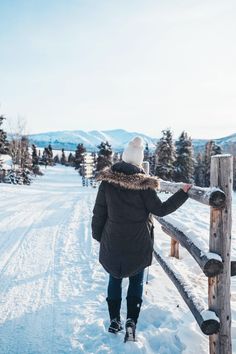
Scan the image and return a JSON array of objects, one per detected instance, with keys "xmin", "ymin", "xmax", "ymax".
[{"xmin": 122, "ymin": 136, "xmax": 144, "ymax": 167}]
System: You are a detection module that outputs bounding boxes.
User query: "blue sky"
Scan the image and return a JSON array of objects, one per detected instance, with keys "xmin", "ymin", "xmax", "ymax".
[{"xmin": 0, "ymin": 0, "xmax": 235, "ymax": 139}]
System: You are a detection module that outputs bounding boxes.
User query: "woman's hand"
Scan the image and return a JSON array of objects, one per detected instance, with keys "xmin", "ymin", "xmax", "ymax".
[{"xmin": 182, "ymin": 184, "xmax": 192, "ymax": 193}]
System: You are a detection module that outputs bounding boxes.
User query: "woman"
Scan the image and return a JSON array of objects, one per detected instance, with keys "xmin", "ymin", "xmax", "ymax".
[{"xmin": 91, "ymin": 137, "xmax": 191, "ymax": 341}]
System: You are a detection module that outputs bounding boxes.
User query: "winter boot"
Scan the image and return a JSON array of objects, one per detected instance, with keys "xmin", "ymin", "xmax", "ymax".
[
  {"xmin": 124, "ymin": 318, "xmax": 136, "ymax": 342},
  {"xmin": 106, "ymin": 298, "xmax": 123, "ymax": 334},
  {"xmin": 126, "ymin": 296, "xmax": 142, "ymax": 324},
  {"xmin": 124, "ymin": 296, "xmax": 142, "ymax": 342}
]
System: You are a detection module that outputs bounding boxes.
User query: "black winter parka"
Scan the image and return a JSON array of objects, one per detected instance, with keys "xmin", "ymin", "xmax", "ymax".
[{"xmin": 92, "ymin": 162, "xmax": 188, "ymax": 278}]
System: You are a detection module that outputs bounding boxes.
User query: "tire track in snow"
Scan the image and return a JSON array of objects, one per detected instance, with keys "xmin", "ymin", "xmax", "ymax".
[
  {"xmin": 0, "ymin": 195, "xmax": 67, "ymax": 284},
  {"xmin": 0, "ymin": 168, "xmax": 93, "ymax": 353},
  {"xmin": 48, "ymin": 192, "xmax": 102, "ymax": 353},
  {"xmin": 0, "ymin": 194, "xmax": 79, "ymax": 353}
]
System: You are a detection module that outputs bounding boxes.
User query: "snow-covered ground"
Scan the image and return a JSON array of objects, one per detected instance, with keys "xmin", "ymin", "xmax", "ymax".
[{"xmin": 0, "ymin": 165, "xmax": 235, "ymax": 354}]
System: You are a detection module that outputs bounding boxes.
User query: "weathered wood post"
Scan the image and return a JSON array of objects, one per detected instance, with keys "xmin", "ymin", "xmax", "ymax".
[
  {"xmin": 170, "ymin": 239, "xmax": 179, "ymax": 259},
  {"xmin": 161, "ymin": 225, "xmax": 180, "ymax": 259},
  {"xmin": 142, "ymin": 161, "xmax": 150, "ymax": 175},
  {"xmin": 208, "ymin": 154, "xmax": 233, "ymax": 354}
]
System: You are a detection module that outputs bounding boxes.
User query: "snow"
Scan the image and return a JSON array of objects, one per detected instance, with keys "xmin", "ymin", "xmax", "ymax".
[
  {"xmin": 0, "ymin": 154, "xmax": 12, "ymax": 170},
  {"xmin": 211, "ymin": 154, "xmax": 232, "ymax": 158},
  {"xmin": 205, "ymin": 186, "xmax": 223, "ymax": 196},
  {"xmin": 204, "ymin": 252, "xmax": 222, "ymax": 262},
  {"xmin": 200, "ymin": 310, "xmax": 220, "ymax": 323},
  {"xmin": 0, "ymin": 165, "xmax": 235, "ymax": 353}
]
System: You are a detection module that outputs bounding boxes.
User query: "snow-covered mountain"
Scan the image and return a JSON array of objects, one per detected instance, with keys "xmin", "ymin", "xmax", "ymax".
[
  {"xmin": 29, "ymin": 129, "xmax": 158, "ymax": 151},
  {"xmin": 29, "ymin": 129, "xmax": 236, "ymax": 153},
  {"xmin": 193, "ymin": 133, "xmax": 236, "ymax": 154}
]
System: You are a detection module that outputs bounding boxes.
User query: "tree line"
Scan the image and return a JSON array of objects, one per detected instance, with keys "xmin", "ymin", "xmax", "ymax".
[
  {"xmin": 148, "ymin": 128, "xmax": 223, "ymax": 188},
  {"xmin": 1, "ymin": 115, "xmax": 235, "ymax": 189},
  {"xmin": 0, "ymin": 115, "xmax": 41, "ymax": 184}
]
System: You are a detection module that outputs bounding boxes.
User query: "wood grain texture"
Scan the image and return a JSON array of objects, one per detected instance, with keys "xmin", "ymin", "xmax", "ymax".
[
  {"xmin": 209, "ymin": 155, "xmax": 233, "ymax": 354},
  {"xmin": 157, "ymin": 217, "xmax": 223, "ymax": 277}
]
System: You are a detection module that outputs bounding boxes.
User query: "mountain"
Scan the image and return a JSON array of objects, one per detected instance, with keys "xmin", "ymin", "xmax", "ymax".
[
  {"xmin": 29, "ymin": 129, "xmax": 236, "ymax": 154},
  {"xmin": 29, "ymin": 129, "xmax": 158, "ymax": 151},
  {"xmin": 193, "ymin": 133, "xmax": 236, "ymax": 155}
]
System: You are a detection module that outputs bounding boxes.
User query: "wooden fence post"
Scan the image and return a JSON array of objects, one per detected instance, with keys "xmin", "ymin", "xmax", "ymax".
[
  {"xmin": 209, "ymin": 155, "xmax": 233, "ymax": 354},
  {"xmin": 142, "ymin": 161, "xmax": 150, "ymax": 175},
  {"xmin": 170, "ymin": 239, "xmax": 179, "ymax": 259}
]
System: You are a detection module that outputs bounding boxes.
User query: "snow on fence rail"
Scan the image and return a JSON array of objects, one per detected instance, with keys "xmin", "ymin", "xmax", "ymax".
[
  {"xmin": 150, "ymin": 155, "xmax": 234, "ymax": 354},
  {"xmin": 159, "ymin": 181, "xmax": 226, "ymax": 208},
  {"xmin": 156, "ymin": 218, "xmax": 223, "ymax": 277},
  {"xmin": 153, "ymin": 249, "xmax": 220, "ymax": 335}
]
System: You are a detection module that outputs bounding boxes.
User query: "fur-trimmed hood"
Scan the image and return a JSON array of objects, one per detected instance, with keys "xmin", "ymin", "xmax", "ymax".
[{"xmin": 96, "ymin": 167, "xmax": 160, "ymax": 191}]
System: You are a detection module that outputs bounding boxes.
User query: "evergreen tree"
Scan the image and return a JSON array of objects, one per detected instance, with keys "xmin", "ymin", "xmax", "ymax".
[
  {"xmin": 74, "ymin": 143, "xmax": 86, "ymax": 170},
  {"xmin": 112, "ymin": 152, "xmax": 121, "ymax": 164},
  {"xmin": 143, "ymin": 143, "xmax": 156, "ymax": 175},
  {"xmin": 204, "ymin": 140, "xmax": 222, "ymax": 187},
  {"xmin": 32, "ymin": 144, "xmax": 39, "ymax": 166},
  {"xmin": 96, "ymin": 141, "xmax": 112, "ymax": 171},
  {"xmin": 31, "ymin": 144, "xmax": 42, "ymax": 175},
  {"xmin": 42, "ymin": 147, "xmax": 50, "ymax": 166},
  {"xmin": 148, "ymin": 153, "xmax": 156, "ymax": 175},
  {"xmin": 173, "ymin": 131, "xmax": 195, "ymax": 183},
  {"xmin": 155, "ymin": 129, "xmax": 175, "ymax": 180},
  {"xmin": 194, "ymin": 152, "xmax": 205, "ymax": 187},
  {"xmin": 54, "ymin": 154, "xmax": 60, "ymax": 164},
  {"xmin": 20, "ymin": 136, "xmax": 31, "ymax": 169},
  {"xmin": 0, "ymin": 115, "xmax": 9, "ymax": 154},
  {"xmin": 61, "ymin": 148, "xmax": 67, "ymax": 165},
  {"xmin": 68, "ymin": 152, "xmax": 75, "ymax": 166},
  {"xmin": 144, "ymin": 143, "xmax": 149, "ymax": 161},
  {"xmin": 41, "ymin": 145, "xmax": 54, "ymax": 166},
  {"xmin": 48, "ymin": 144, "xmax": 54, "ymax": 165}
]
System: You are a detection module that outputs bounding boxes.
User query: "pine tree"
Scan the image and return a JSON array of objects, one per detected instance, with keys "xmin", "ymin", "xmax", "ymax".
[
  {"xmin": 61, "ymin": 148, "xmax": 67, "ymax": 165},
  {"xmin": 112, "ymin": 152, "xmax": 121, "ymax": 164},
  {"xmin": 194, "ymin": 152, "xmax": 205, "ymax": 187},
  {"xmin": 174, "ymin": 131, "xmax": 195, "ymax": 183},
  {"xmin": 96, "ymin": 141, "xmax": 113, "ymax": 171},
  {"xmin": 31, "ymin": 144, "xmax": 42, "ymax": 175},
  {"xmin": 0, "ymin": 115, "xmax": 9, "ymax": 154},
  {"xmin": 155, "ymin": 129, "xmax": 175, "ymax": 180},
  {"xmin": 148, "ymin": 153, "xmax": 156, "ymax": 175},
  {"xmin": 20, "ymin": 136, "xmax": 31, "ymax": 169},
  {"xmin": 68, "ymin": 152, "xmax": 75, "ymax": 166},
  {"xmin": 54, "ymin": 154, "xmax": 59, "ymax": 164},
  {"xmin": 204, "ymin": 140, "xmax": 222, "ymax": 187},
  {"xmin": 74, "ymin": 143, "xmax": 86, "ymax": 170},
  {"xmin": 42, "ymin": 147, "xmax": 50, "ymax": 167},
  {"xmin": 32, "ymin": 144, "xmax": 39, "ymax": 166},
  {"xmin": 48, "ymin": 144, "xmax": 54, "ymax": 165},
  {"xmin": 144, "ymin": 143, "xmax": 149, "ymax": 161},
  {"xmin": 41, "ymin": 145, "xmax": 54, "ymax": 167}
]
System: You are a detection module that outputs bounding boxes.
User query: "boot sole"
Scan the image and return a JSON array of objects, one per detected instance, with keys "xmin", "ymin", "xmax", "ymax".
[{"xmin": 124, "ymin": 326, "xmax": 136, "ymax": 342}]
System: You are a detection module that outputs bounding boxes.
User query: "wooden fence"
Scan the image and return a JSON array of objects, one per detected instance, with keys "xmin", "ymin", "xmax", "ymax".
[{"xmin": 147, "ymin": 155, "xmax": 234, "ymax": 354}]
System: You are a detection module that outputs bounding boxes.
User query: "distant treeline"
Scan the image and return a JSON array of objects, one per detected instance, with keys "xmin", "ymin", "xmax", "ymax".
[{"xmin": 1, "ymin": 117, "xmax": 236, "ymax": 189}]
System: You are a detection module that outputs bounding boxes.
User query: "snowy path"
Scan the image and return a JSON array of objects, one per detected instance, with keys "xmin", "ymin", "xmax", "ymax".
[{"xmin": 0, "ymin": 166, "xmax": 235, "ymax": 354}]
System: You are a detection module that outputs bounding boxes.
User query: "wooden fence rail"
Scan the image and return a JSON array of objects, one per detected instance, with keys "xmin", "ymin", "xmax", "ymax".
[
  {"xmin": 159, "ymin": 181, "xmax": 226, "ymax": 208},
  {"xmin": 155, "ymin": 217, "xmax": 223, "ymax": 277},
  {"xmin": 151, "ymin": 154, "xmax": 233, "ymax": 354},
  {"xmin": 153, "ymin": 250, "xmax": 220, "ymax": 335}
]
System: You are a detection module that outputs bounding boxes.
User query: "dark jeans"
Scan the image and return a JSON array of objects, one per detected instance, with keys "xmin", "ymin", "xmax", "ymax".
[{"xmin": 107, "ymin": 270, "xmax": 144, "ymax": 300}]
